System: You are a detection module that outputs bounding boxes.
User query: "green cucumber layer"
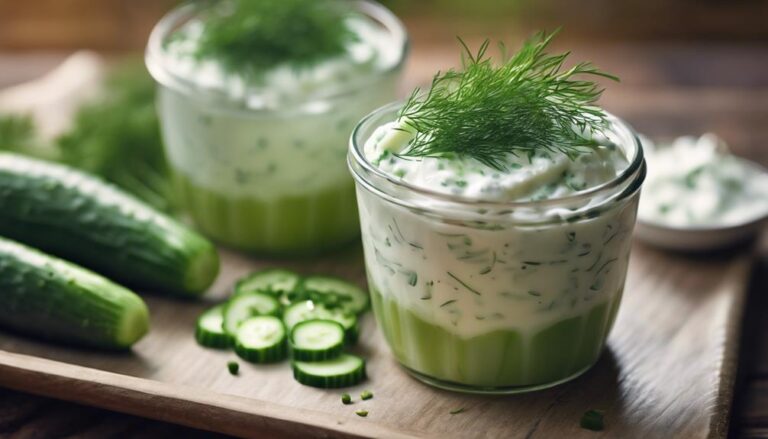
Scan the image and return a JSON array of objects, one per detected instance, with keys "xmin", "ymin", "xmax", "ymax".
[
  {"xmin": 0, "ymin": 153, "xmax": 219, "ymax": 296},
  {"xmin": 174, "ymin": 173, "xmax": 359, "ymax": 255},
  {"xmin": 292, "ymin": 354, "xmax": 366, "ymax": 388},
  {"xmin": 0, "ymin": 237, "xmax": 149, "ymax": 349},
  {"xmin": 371, "ymin": 288, "xmax": 620, "ymax": 388}
]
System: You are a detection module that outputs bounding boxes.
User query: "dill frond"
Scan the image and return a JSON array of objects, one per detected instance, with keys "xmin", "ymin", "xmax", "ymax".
[{"xmin": 398, "ymin": 30, "xmax": 619, "ymax": 169}]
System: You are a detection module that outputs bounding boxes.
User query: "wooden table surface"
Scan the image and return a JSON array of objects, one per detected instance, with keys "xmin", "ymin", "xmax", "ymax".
[{"xmin": 0, "ymin": 41, "xmax": 767, "ymax": 438}]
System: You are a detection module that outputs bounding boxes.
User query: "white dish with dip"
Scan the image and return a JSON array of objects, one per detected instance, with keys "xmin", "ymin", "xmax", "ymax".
[{"xmin": 636, "ymin": 134, "xmax": 768, "ymax": 251}]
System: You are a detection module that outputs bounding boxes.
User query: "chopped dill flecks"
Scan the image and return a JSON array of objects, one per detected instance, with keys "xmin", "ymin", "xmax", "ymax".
[
  {"xmin": 398, "ymin": 30, "xmax": 618, "ymax": 170},
  {"xmin": 580, "ymin": 409, "xmax": 605, "ymax": 431}
]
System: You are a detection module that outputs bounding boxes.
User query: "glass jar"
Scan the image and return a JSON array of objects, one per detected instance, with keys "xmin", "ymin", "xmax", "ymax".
[
  {"xmin": 348, "ymin": 103, "xmax": 646, "ymax": 394},
  {"xmin": 146, "ymin": 1, "xmax": 408, "ymax": 255}
]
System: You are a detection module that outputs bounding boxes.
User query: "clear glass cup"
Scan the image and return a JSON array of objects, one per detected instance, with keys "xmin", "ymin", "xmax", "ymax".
[
  {"xmin": 348, "ymin": 103, "xmax": 646, "ymax": 394},
  {"xmin": 145, "ymin": 1, "xmax": 408, "ymax": 255}
]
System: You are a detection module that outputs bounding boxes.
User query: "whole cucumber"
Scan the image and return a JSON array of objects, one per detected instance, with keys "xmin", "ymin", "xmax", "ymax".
[
  {"xmin": 0, "ymin": 153, "xmax": 218, "ymax": 296},
  {"xmin": 0, "ymin": 237, "xmax": 149, "ymax": 349}
]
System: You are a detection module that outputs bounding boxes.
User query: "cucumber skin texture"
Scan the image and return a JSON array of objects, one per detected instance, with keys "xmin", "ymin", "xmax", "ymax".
[
  {"xmin": 0, "ymin": 153, "xmax": 219, "ymax": 296},
  {"xmin": 0, "ymin": 237, "xmax": 149, "ymax": 349}
]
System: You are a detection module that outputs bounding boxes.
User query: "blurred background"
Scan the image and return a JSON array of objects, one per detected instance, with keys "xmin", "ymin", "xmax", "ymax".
[
  {"xmin": 1, "ymin": 0, "xmax": 767, "ymax": 158},
  {"xmin": 0, "ymin": 1, "xmax": 767, "ymax": 436},
  {"xmin": 1, "ymin": 0, "xmax": 767, "ymax": 49},
  {"xmin": 0, "ymin": 0, "xmax": 766, "ymax": 216}
]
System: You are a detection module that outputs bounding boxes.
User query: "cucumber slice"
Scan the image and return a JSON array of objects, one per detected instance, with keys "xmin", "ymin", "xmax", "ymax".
[
  {"xmin": 195, "ymin": 305, "xmax": 231, "ymax": 349},
  {"xmin": 292, "ymin": 354, "xmax": 366, "ymax": 388},
  {"xmin": 234, "ymin": 316, "xmax": 287, "ymax": 363},
  {"xmin": 300, "ymin": 276, "xmax": 369, "ymax": 314},
  {"xmin": 283, "ymin": 300, "xmax": 358, "ymax": 344},
  {"xmin": 290, "ymin": 319, "xmax": 345, "ymax": 361},
  {"xmin": 224, "ymin": 292, "xmax": 280, "ymax": 336},
  {"xmin": 235, "ymin": 269, "xmax": 301, "ymax": 298}
]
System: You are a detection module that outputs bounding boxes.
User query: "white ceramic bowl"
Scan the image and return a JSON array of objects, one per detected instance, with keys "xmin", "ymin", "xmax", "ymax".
[{"xmin": 634, "ymin": 215, "xmax": 767, "ymax": 252}]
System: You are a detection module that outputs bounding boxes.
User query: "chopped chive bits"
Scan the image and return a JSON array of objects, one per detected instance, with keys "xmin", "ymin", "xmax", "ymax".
[
  {"xmin": 449, "ymin": 407, "xmax": 466, "ymax": 415},
  {"xmin": 341, "ymin": 393, "xmax": 353, "ymax": 405},
  {"xmin": 360, "ymin": 390, "xmax": 373, "ymax": 400},
  {"xmin": 227, "ymin": 361, "xmax": 240, "ymax": 375},
  {"xmin": 580, "ymin": 409, "xmax": 605, "ymax": 431},
  {"xmin": 355, "ymin": 409, "xmax": 369, "ymax": 417}
]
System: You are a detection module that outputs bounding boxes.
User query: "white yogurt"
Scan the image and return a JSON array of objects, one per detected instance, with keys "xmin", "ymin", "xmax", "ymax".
[{"xmin": 358, "ymin": 119, "xmax": 637, "ymax": 338}]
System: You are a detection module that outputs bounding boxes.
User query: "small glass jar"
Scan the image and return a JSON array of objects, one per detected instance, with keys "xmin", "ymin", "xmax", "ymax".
[
  {"xmin": 146, "ymin": 1, "xmax": 408, "ymax": 255},
  {"xmin": 348, "ymin": 103, "xmax": 646, "ymax": 394}
]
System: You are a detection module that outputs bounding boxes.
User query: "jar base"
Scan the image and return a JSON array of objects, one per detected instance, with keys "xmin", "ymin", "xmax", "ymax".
[{"xmin": 401, "ymin": 361, "xmax": 596, "ymax": 395}]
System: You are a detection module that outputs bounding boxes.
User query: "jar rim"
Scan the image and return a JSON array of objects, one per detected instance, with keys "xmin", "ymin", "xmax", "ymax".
[
  {"xmin": 145, "ymin": 0, "xmax": 409, "ymax": 114},
  {"xmin": 348, "ymin": 101, "xmax": 646, "ymax": 211}
]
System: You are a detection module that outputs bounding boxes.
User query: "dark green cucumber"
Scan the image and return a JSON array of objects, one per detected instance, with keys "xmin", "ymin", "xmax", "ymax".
[
  {"xmin": 289, "ymin": 319, "xmax": 345, "ymax": 361},
  {"xmin": 0, "ymin": 153, "xmax": 219, "ymax": 297},
  {"xmin": 292, "ymin": 354, "xmax": 366, "ymax": 388},
  {"xmin": 0, "ymin": 237, "xmax": 149, "ymax": 349},
  {"xmin": 234, "ymin": 316, "xmax": 287, "ymax": 363},
  {"xmin": 195, "ymin": 305, "xmax": 231, "ymax": 349}
]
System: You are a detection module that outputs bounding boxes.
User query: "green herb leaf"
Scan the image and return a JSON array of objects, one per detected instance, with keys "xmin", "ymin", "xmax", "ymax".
[
  {"xmin": 193, "ymin": 0, "xmax": 357, "ymax": 74},
  {"xmin": 580, "ymin": 409, "xmax": 605, "ymax": 431},
  {"xmin": 1, "ymin": 61, "xmax": 175, "ymax": 212},
  {"xmin": 227, "ymin": 361, "xmax": 240, "ymax": 375},
  {"xmin": 56, "ymin": 60, "xmax": 176, "ymax": 212},
  {"xmin": 341, "ymin": 393, "xmax": 353, "ymax": 405},
  {"xmin": 0, "ymin": 114, "xmax": 52, "ymax": 159},
  {"xmin": 398, "ymin": 30, "xmax": 618, "ymax": 170},
  {"xmin": 360, "ymin": 390, "xmax": 373, "ymax": 400}
]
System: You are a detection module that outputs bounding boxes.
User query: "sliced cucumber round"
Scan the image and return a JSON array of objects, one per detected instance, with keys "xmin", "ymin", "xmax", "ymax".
[
  {"xmin": 224, "ymin": 292, "xmax": 280, "ymax": 336},
  {"xmin": 234, "ymin": 316, "xmax": 287, "ymax": 363},
  {"xmin": 290, "ymin": 319, "xmax": 345, "ymax": 361},
  {"xmin": 235, "ymin": 268, "xmax": 301, "ymax": 298},
  {"xmin": 293, "ymin": 354, "xmax": 366, "ymax": 388},
  {"xmin": 283, "ymin": 300, "xmax": 358, "ymax": 344},
  {"xmin": 300, "ymin": 276, "xmax": 369, "ymax": 314},
  {"xmin": 195, "ymin": 305, "xmax": 231, "ymax": 349}
]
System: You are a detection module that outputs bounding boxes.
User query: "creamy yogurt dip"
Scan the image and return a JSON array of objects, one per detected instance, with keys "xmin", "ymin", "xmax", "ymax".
[
  {"xmin": 639, "ymin": 133, "xmax": 768, "ymax": 228},
  {"xmin": 350, "ymin": 100, "xmax": 645, "ymax": 392},
  {"xmin": 146, "ymin": 1, "xmax": 407, "ymax": 254}
]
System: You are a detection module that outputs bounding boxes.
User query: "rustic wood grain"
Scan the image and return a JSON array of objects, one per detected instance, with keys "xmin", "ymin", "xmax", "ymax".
[{"xmin": 0, "ymin": 242, "xmax": 753, "ymax": 438}]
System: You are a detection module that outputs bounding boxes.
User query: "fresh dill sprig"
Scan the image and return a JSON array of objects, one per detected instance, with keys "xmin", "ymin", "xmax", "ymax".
[
  {"xmin": 398, "ymin": 30, "xmax": 619, "ymax": 170},
  {"xmin": 194, "ymin": 0, "xmax": 357, "ymax": 73}
]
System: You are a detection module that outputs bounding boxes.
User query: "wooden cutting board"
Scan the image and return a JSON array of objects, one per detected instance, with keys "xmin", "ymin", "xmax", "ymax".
[{"xmin": 0, "ymin": 242, "xmax": 752, "ymax": 438}]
